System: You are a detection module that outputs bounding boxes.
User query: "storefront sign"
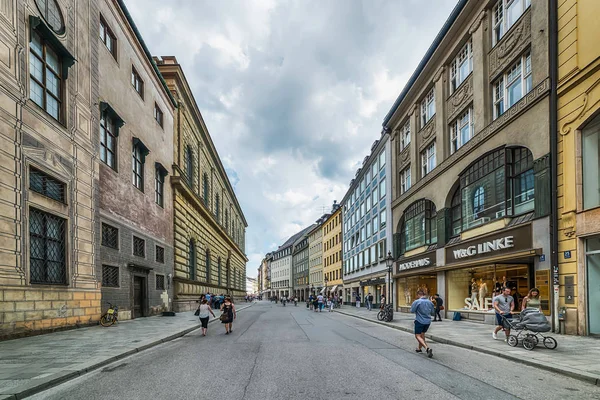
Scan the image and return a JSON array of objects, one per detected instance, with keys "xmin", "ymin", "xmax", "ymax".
[
  {"xmin": 452, "ymin": 236, "xmax": 514, "ymax": 259},
  {"xmin": 395, "ymin": 251, "xmax": 436, "ymax": 275},
  {"xmin": 445, "ymin": 224, "xmax": 532, "ymax": 264},
  {"xmin": 464, "ymin": 297, "xmax": 493, "ymax": 311},
  {"xmin": 360, "ymin": 278, "xmax": 385, "ymax": 287}
]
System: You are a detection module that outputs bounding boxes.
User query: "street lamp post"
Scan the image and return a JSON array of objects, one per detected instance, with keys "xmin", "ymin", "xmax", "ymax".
[
  {"xmin": 324, "ymin": 277, "xmax": 329, "ymax": 295},
  {"xmin": 385, "ymin": 251, "xmax": 394, "ymax": 321}
]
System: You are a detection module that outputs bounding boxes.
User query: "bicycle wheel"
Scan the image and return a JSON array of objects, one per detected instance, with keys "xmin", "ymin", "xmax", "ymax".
[
  {"xmin": 377, "ymin": 311, "xmax": 385, "ymax": 321},
  {"xmin": 100, "ymin": 314, "xmax": 113, "ymax": 327},
  {"xmin": 543, "ymin": 337, "xmax": 557, "ymax": 349},
  {"xmin": 522, "ymin": 336, "xmax": 536, "ymax": 350},
  {"xmin": 507, "ymin": 335, "xmax": 519, "ymax": 347}
]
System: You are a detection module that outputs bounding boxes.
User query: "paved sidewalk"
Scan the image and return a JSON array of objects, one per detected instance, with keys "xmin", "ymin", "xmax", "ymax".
[
  {"xmin": 336, "ymin": 306, "xmax": 600, "ymax": 386},
  {"xmin": 0, "ymin": 303, "xmax": 254, "ymax": 400}
]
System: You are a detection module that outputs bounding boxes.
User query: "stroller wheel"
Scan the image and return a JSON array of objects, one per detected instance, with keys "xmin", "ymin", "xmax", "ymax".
[
  {"xmin": 507, "ymin": 335, "xmax": 518, "ymax": 347},
  {"xmin": 543, "ymin": 337, "xmax": 557, "ymax": 349},
  {"xmin": 526, "ymin": 333, "xmax": 539, "ymax": 346},
  {"xmin": 523, "ymin": 336, "xmax": 536, "ymax": 350}
]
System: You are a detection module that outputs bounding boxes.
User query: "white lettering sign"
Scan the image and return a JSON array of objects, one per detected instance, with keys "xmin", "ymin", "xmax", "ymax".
[
  {"xmin": 398, "ymin": 257, "xmax": 430, "ymax": 271},
  {"xmin": 453, "ymin": 236, "xmax": 514, "ymax": 259},
  {"xmin": 464, "ymin": 297, "xmax": 494, "ymax": 311}
]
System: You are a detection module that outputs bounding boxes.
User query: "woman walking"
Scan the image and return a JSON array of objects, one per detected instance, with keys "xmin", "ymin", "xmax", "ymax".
[
  {"xmin": 220, "ymin": 296, "xmax": 236, "ymax": 335},
  {"xmin": 522, "ymin": 288, "xmax": 542, "ymax": 312},
  {"xmin": 198, "ymin": 299, "xmax": 215, "ymax": 336}
]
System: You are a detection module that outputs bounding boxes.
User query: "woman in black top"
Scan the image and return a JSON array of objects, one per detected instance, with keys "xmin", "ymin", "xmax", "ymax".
[{"xmin": 220, "ymin": 296, "xmax": 236, "ymax": 335}]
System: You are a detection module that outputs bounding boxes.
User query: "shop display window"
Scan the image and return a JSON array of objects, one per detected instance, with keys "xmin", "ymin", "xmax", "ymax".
[
  {"xmin": 396, "ymin": 275, "xmax": 437, "ymax": 307},
  {"xmin": 446, "ymin": 264, "xmax": 531, "ymax": 312}
]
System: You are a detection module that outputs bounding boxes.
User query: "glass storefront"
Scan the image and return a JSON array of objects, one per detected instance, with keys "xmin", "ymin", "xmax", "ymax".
[
  {"xmin": 446, "ymin": 264, "xmax": 531, "ymax": 312},
  {"xmin": 396, "ymin": 274, "xmax": 437, "ymax": 306},
  {"xmin": 586, "ymin": 237, "xmax": 600, "ymax": 335}
]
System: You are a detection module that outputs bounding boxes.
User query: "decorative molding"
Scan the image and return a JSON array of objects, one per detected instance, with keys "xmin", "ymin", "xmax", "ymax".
[
  {"xmin": 488, "ymin": 9, "xmax": 531, "ymax": 80},
  {"xmin": 420, "ymin": 118, "xmax": 436, "ymax": 141},
  {"xmin": 561, "ymin": 211, "xmax": 576, "ymax": 238},
  {"xmin": 560, "ymin": 79, "xmax": 600, "ymax": 136},
  {"xmin": 468, "ymin": 10, "xmax": 487, "ymax": 34},
  {"xmin": 400, "ymin": 147, "xmax": 410, "ymax": 164},
  {"xmin": 447, "ymin": 74, "xmax": 473, "ymax": 122},
  {"xmin": 393, "ymin": 78, "xmax": 550, "ymax": 207},
  {"xmin": 433, "ymin": 67, "xmax": 445, "ymax": 84}
]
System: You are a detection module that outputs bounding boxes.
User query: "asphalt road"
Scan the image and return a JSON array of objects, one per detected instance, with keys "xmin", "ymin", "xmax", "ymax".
[{"xmin": 34, "ymin": 301, "xmax": 600, "ymax": 400}]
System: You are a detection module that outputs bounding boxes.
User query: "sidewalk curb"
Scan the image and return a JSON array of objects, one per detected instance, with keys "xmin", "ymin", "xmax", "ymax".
[
  {"xmin": 3, "ymin": 303, "xmax": 255, "ymax": 400},
  {"xmin": 336, "ymin": 310, "xmax": 600, "ymax": 387}
]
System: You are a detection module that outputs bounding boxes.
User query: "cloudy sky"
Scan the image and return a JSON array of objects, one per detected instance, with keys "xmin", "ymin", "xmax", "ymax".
[{"xmin": 127, "ymin": 0, "xmax": 458, "ymax": 277}]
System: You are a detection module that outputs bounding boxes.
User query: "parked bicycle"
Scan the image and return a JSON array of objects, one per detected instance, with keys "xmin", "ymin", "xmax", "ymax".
[
  {"xmin": 100, "ymin": 302, "xmax": 119, "ymax": 327},
  {"xmin": 377, "ymin": 304, "xmax": 394, "ymax": 322}
]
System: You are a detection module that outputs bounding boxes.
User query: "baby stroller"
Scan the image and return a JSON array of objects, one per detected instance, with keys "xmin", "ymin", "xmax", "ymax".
[{"xmin": 502, "ymin": 308, "xmax": 557, "ymax": 350}]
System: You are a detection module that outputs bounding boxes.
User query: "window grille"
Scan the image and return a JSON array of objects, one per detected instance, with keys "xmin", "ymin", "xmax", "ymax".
[
  {"xmin": 30, "ymin": 167, "xmax": 65, "ymax": 202},
  {"xmin": 30, "ymin": 208, "xmax": 66, "ymax": 284},
  {"xmin": 155, "ymin": 245, "xmax": 165, "ymax": 263},
  {"xmin": 156, "ymin": 274, "xmax": 165, "ymax": 290},
  {"xmin": 101, "ymin": 223, "xmax": 118, "ymax": 249},
  {"xmin": 102, "ymin": 265, "xmax": 119, "ymax": 287},
  {"xmin": 133, "ymin": 236, "xmax": 145, "ymax": 257}
]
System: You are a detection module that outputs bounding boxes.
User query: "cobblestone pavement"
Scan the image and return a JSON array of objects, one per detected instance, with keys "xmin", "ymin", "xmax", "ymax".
[
  {"xmin": 336, "ymin": 305, "xmax": 600, "ymax": 385},
  {"xmin": 0, "ymin": 303, "xmax": 254, "ymax": 399}
]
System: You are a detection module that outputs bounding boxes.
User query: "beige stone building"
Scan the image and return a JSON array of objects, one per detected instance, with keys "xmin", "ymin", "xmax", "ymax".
[
  {"xmin": 0, "ymin": 0, "xmax": 101, "ymax": 337},
  {"xmin": 322, "ymin": 202, "xmax": 342, "ymax": 297},
  {"xmin": 308, "ymin": 215, "xmax": 327, "ymax": 296},
  {"xmin": 156, "ymin": 57, "xmax": 248, "ymax": 310},
  {"xmin": 95, "ymin": 0, "xmax": 176, "ymax": 320},
  {"xmin": 385, "ymin": 0, "xmax": 553, "ymax": 323}
]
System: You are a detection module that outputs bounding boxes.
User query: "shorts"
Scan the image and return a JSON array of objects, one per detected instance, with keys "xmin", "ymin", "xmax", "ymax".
[
  {"xmin": 495, "ymin": 313, "xmax": 512, "ymax": 327},
  {"xmin": 199, "ymin": 316, "xmax": 209, "ymax": 328},
  {"xmin": 414, "ymin": 321, "xmax": 430, "ymax": 334}
]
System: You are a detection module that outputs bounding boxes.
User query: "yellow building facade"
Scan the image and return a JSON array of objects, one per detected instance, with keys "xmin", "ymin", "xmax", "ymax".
[
  {"xmin": 322, "ymin": 203, "xmax": 342, "ymax": 297},
  {"xmin": 156, "ymin": 57, "xmax": 248, "ymax": 310},
  {"xmin": 557, "ymin": 0, "xmax": 600, "ymax": 335}
]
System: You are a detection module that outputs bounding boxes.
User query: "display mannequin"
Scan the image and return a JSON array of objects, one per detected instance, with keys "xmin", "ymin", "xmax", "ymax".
[
  {"xmin": 404, "ymin": 287, "xmax": 411, "ymax": 305},
  {"xmin": 478, "ymin": 278, "xmax": 488, "ymax": 310},
  {"xmin": 422, "ymin": 284, "xmax": 429, "ymax": 296},
  {"xmin": 470, "ymin": 278, "xmax": 478, "ymax": 307}
]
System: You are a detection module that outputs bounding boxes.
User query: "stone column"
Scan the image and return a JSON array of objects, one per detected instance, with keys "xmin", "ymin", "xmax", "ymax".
[
  {"xmin": 434, "ymin": 66, "xmax": 447, "ymax": 162},
  {"xmin": 469, "ymin": 10, "xmax": 488, "ymax": 132}
]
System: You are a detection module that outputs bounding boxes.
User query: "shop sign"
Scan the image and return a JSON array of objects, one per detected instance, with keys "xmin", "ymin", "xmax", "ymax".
[
  {"xmin": 445, "ymin": 224, "xmax": 532, "ymax": 264},
  {"xmin": 360, "ymin": 278, "xmax": 385, "ymax": 286},
  {"xmin": 395, "ymin": 252, "xmax": 436, "ymax": 274},
  {"xmin": 464, "ymin": 297, "xmax": 493, "ymax": 311}
]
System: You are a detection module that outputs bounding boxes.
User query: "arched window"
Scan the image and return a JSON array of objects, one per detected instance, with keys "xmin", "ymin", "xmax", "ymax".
[
  {"xmin": 35, "ymin": 0, "xmax": 65, "ymax": 34},
  {"xmin": 399, "ymin": 199, "xmax": 437, "ymax": 254},
  {"xmin": 202, "ymin": 173, "xmax": 209, "ymax": 205},
  {"xmin": 217, "ymin": 257, "xmax": 222, "ymax": 286},
  {"xmin": 451, "ymin": 187, "xmax": 462, "ymax": 236},
  {"xmin": 459, "ymin": 146, "xmax": 534, "ymax": 230},
  {"xmin": 205, "ymin": 249, "xmax": 211, "ymax": 283},
  {"xmin": 185, "ymin": 145, "xmax": 193, "ymax": 184},
  {"xmin": 189, "ymin": 240, "xmax": 196, "ymax": 280},
  {"xmin": 215, "ymin": 194, "xmax": 220, "ymax": 221}
]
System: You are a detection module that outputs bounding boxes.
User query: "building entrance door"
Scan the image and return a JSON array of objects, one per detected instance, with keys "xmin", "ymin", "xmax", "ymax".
[
  {"xmin": 133, "ymin": 276, "xmax": 145, "ymax": 319},
  {"xmin": 586, "ymin": 238, "xmax": 600, "ymax": 335}
]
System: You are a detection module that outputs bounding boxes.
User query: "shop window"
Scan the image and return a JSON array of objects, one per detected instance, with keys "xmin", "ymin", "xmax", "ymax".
[
  {"xmin": 397, "ymin": 275, "xmax": 437, "ymax": 306},
  {"xmin": 399, "ymin": 199, "xmax": 437, "ymax": 254},
  {"xmin": 582, "ymin": 114, "xmax": 600, "ymax": 209}
]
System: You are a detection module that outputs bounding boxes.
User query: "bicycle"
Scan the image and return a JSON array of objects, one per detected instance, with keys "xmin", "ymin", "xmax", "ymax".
[
  {"xmin": 100, "ymin": 302, "xmax": 119, "ymax": 327},
  {"xmin": 377, "ymin": 304, "xmax": 394, "ymax": 322}
]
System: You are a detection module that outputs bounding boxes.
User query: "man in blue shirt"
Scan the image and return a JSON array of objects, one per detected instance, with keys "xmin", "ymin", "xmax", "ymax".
[{"xmin": 410, "ymin": 289, "xmax": 435, "ymax": 358}]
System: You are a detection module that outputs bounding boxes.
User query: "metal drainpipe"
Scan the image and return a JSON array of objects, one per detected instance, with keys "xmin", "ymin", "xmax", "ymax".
[{"xmin": 549, "ymin": 0, "xmax": 559, "ymax": 333}]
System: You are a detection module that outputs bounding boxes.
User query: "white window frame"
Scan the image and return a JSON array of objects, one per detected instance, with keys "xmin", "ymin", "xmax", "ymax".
[
  {"xmin": 366, "ymin": 195, "xmax": 371, "ymax": 212},
  {"xmin": 421, "ymin": 88, "xmax": 435, "ymax": 127},
  {"xmin": 379, "ymin": 179, "xmax": 386, "ymax": 200},
  {"xmin": 380, "ymin": 209, "xmax": 386, "ymax": 229},
  {"xmin": 421, "ymin": 142, "xmax": 436, "ymax": 177},
  {"xmin": 450, "ymin": 107, "xmax": 474, "ymax": 154},
  {"xmin": 400, "ymin": 120, "xmax": 411, "ymax": 150},
  {"xmin": 379, "ymin": 151, "xmax": 385, "ymax": 170},
  {"xmin": 493, "ymin": 52, "xmax": 532, "ymax": 120},
  {"xmin": 400, "ymin": 166, "xmax": 411, "ymax": 195},
  {"xmin": 492, "ymin": 0, "xmax": 531, "ymax": 46},
  {"xmin": 450, "ymin": 39, "xmax": 473, "ymax": 93}
]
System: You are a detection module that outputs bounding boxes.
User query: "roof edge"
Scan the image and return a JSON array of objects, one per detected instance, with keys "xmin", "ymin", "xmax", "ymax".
[{"xmin": 382, "ymin": 0, "xmax": 468, "ymax": 128}]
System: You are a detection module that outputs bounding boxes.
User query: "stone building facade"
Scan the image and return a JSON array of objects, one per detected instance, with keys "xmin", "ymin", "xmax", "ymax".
[
  {"xmin": 322, "ymin": 202, "xmax": 342, "ymax": 298},
  {"xmin": 341, "ymin": 134, "xmax": 393, "ymax": 306},
  {"xmin": 156, "ymin": 57, "xmax": 247, "ymax": 310},
  {"xmin": 0, "ymin": 0, "xmax": 101, "ymax": 337},
  {"xmin": 384, "ymin": 0, "xmax": 553, "ymax": 323},
  {"xmin": 556, "ymin": 0, "xmax": 600, "ymax": 335},
  {"xmin": 292, "ymin": 226, "xmax": 313, "ymax": 301},
  {"xmin": 308, "ymin": 214, "xmax": 327, "ymax": 296},
  {"xmin": 95, "ymin": 0, "xmax": 176, "ymax": 320}
]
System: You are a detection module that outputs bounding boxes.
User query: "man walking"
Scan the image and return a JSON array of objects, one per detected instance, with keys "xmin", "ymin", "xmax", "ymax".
[
  {"xmin": 317, "ymin": 293, "xmax": 324, "ymax": 312},
  {"xmin": 355, "ymin": 293, "xmax": 361, "ymax": 308},
  {"xmin": 368, "ymin": 293, "xmax": 374, "ymax": 311},
  {"xmin": 493, "ymin": 287, "xmax": 515, "ymax": 340},
  {"xmin": 410, "ymin": 289, "xmax": 434, "ymax": 358},
  {"xmin": 433, "ymin": 294, "xmax": 443, "ymax": 321}
]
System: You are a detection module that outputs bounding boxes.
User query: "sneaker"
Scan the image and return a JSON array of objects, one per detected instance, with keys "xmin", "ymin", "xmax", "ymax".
[
  {"xmin": 426, "ymin": 348, "xmax": 433, "ymax": 358},
  {"xmin": 415, "ymin": 349, "xmax": 423, "ymax": 353},
  {"xmin": 492, "ymin": 332, "xmax": 498, "ymax": 340}
]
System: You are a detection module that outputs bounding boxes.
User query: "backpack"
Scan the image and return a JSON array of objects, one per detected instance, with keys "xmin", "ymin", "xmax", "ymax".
[{"xmin": 453, "ymin": 311, "xmax": 462, "ymax": 321}]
